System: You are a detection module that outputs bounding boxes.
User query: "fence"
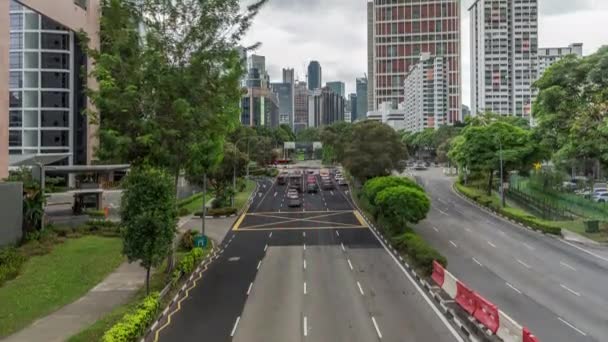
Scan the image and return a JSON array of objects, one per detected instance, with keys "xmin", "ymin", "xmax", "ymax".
[{"xmin": 506, "ymin": 186, "xmax": 575, "ymax": 221}]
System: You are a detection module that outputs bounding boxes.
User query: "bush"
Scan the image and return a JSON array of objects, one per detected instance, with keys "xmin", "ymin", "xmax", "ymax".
[
  {"xmin": 180, "ymin": 230, "xmax": 200, "ymax": 251},
  {"xmin": 393, "ymin": 232, "xmax": 447, "ymax": 276},
  {"xmin": 172, "ymin": 247, "xmax": 206, "ymax": 284},
  {"xmin": 85, "ymin": 209, "xmax": 106, "ymax": 219},
  {"xmin": 196, "ymin": 207, "xmax": 237, "ymax": 217},
  {"xmin": 101, "ymin": 293, "xmax": 160, "ymax": 342},
  {"xmin": 0, "ymin": 247, "xmax": 26, "ymax": 285},
  {"xmin": 362, "ymin": 176, "xmax": 423, "ymax": 217},
  {"xmin": 177, "ymin": 207, "xmax": 190, "ymax": 217},
  {"xmin": 375, "ymin": 186, "xmax": 430, "ymax": 235}
]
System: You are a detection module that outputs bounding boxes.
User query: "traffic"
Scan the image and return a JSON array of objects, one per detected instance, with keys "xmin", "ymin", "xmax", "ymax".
[{"xmin": 276, "ymin": 167, "xmax": 348, "ymax": 208}]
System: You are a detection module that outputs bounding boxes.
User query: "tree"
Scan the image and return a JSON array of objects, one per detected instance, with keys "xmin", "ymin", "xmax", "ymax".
[
  {"xmin": 297, "ymin": 127, "xmax": 320, "ymax": 142},
  {"xmin": 121, "ymin": 166, "xmax": 177, "ymax": 294},
  {"xmin": 448, "ymin": 119, "xmax": 545, "ymax": 195},
  {"xmin": 320, "ymin": 122, "xmax": 353, "ymax": 164},
  {"xmin": 342, "ymin": 121, "xmax": 407, "ymax": 182},
  {"xmin": 5, "ymin": 168, "xmax": 45, "ymax": 237},
  {"xmin": 375, "ymin": 186, "xmax": 430, "ymax": 235},
  {"xmin": 361, "ymin": 176, "xmax": 422, "ymax": 213}
]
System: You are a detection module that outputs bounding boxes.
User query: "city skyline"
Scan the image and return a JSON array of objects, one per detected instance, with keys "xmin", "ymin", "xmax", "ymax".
[{"xmin": 243, "ymin": 0, "xmax": 608, "ymax": 106}]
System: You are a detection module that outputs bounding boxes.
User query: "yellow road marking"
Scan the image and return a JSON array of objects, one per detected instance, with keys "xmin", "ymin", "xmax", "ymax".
[
  {"xmin": 154, "ymin": 247, "xmax": 219, "ymax": 341},
  {"xmin": 353, "ymin": 210, "xmax": 368, "ymax": 227},
  {"xmin": 232, "ymin": 212, "xmax": 247, "ymax": 231},
  {"xmin": 236, "ymin": 226, "xmax": 367, "ymax": 231}
]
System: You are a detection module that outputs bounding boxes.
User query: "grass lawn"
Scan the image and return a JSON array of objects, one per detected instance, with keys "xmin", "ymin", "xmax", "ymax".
[
  {"xmin": 0, "ymin": 236, "xmax": 124, "ymax": 337},
  {"xmin": 235, "ymin": 179, "xmax": 256, "ymax": 211},
  {"xmin": 68, "ymin": 244, "xmax": 212, "ymax": 342}
]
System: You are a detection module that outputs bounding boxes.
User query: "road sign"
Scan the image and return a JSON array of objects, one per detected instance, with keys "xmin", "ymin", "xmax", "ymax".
[{"xmin": 194, "ymin": 236, "xmax": 207, "ymax": 248}]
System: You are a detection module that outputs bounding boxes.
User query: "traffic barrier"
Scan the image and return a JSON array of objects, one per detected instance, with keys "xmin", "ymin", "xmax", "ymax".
[
  {"xmin": 455, "ymin": 281, "xmax": 476, "ymax": 315},
  {"xmin": 442, "ymin": 270, "xmax": 458, "ymax": 299},
  {"xmin": 496, "ymin": 310, "xmax": 523, "ymax": 342},
  {"xmin": 431, "ymin": 261, "xmax": 445, "ymax": 287},
  {"xmin": 473, "ymin": 292, "xmax": 500, "ymax": 334},
  {"xmin": 523, "ymin": 327, "xmax": 539, "ymax": 342}
]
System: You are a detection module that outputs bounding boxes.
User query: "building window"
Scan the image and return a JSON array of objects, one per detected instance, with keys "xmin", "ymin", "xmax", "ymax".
[
  {"xmin": 9, "ymin": 111, "xmax": 22, "ymax": 127},
  {"xmin": 10, "ymin": 32, "xmax": 23, "ymax": 49},
  {"xmin": 41, "ymin": 33, "xmax": 70, "ymax": 50},
  {"xmin": 42, "ymin": 131, "xmax": 69, "ymax": 147},
  {"xmin": 9, "ymin": 72, "xmax": 22, "ymax": 88},
  {"xmin": 9, "ymin": 131, "xmax": 22, "ymax": 147},
  {"xmin": 74, "ymin": 0, "xmax": 88, "ymax": 10},
  {"xmin": 42, "ymin": 72, "xmax": 70, "ymax": 89},
  {"xmin": 41, "ymin": 91, "xmax": 70, "ymax": 108}
]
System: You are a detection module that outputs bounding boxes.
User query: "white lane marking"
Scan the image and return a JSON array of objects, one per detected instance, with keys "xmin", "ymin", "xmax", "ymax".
[
  {"xmin": 465, "ymin": 228, "xmax": 472, "ymax": 233},
  {"xmin": 371, "ymin": 317, "xmax": 383, "ymax": 339},
  {"xmin": 303, "ymin": 316, "xmax": 308, "ymax": 336},
  {"xmin": 437, "ymin": 198, "xmax": 447, "ymax": 205},
  {"xmin": 357, "ymin": 281, "xmax": 365, "ymax": 295},
  {"xmin": 517, "ymin": 259, "xmax": 532, "ymax": 269},
  {"xmin": 449, "ymin": 240, "xmax": 458, "ymax": 248},
  {"xmin": 247, "ymin": 282, "xmax": 253, "ymax": 295},
  {"xmin": 341, "ymin": 242, "xmax": 346, "ymax": 251},
  {"xmin": 522, "ymin": 242, "xmax": 534, "ymax": 250},
  {"xmin": 264, "ymin": 244, "xmax": 268, "ymax": 252},
  {"xmin": 230, "ymin": 316, "xmax": 241, "ymax": 337},
  {"xmin": 558, "ymin": 317, "xmax": 587, "ymax": 336},
  {"xmin": 336, "ymin": 230, "xmax": 340, "ymax": 236},
  {"xmin": 499, "ymin": 230, "xmax": 507, "ymax": 236},
  {"xmin": 304, "ymin": 282, "xmax": 307, "ymax": 295},
  {"xmin": 365, "ymin": 221, "xmax": 465, "ymax": 341},
  {"xmin": 257, "ymin": 260, "xmax": 262, "ymax": 270},
  {"xmin": 560, "ymin": 240, "xmax": 608, "ymax": 263},
  {"xmin": 303, "ymin": 260, "xmax": 307, "ymax": 269},
  {"xmin": 487, "ymin": 241, "xmax": 497, "ymax": 248},
  {"xmin": 269, "ymin": 232, "xmax": 273, "ymax": 238},
  {"xmin": 303, "ymin": 232, "xmax": 306, "ymax": 237},
  {"xmin": 472, "ymin": 257, "xmax": 483, "ymax": 267},
  {"xmin": 303, "ymin": 243, "xmax": 306, "ymax": 251},
  {"xmin": 347, "ymin": 259, "xmax": 354, "ymax": 270},
  {"xmin": 438, "ymin": 209, "xmax": 448, "ymax": 216},
  {"xmin": 560, "ymin": 284, "xmax": 581, "ymax": 297},
  {"xmin": 273, "ymin": 192, "xmax": 277, "ymax": 197},
  {"xmin": 506, "ymin": 282, "xmax": 522, "ymax": 294},
  {"xmin": 330, "ymin": 191, "xmax": 334, "ymax": 196},
  {"xmin": 560, "ymin": 261, "xmax": 576, "ymax": 271},
  {"xmin": 433, "ymin": 226, "xmax": 439, "ymax": 232}
]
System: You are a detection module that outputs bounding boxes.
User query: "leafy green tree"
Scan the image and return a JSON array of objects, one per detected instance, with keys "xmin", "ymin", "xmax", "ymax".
[
  {"xmin": 375, "ymin": 186, "xmax": 430, "ymax": 235},
  {"xmin": 320, "ymin": 122, "xmax": 353, "ymax": 164},
  {"xmin": 361, "ymin": 176, "xmax": 422, "ymax": 212},
  {"xmin": 448, "ymin": 120, "xmax": 545, "ymax": 195},
  {"xmin": 342, "ymin": 121, "xmax": 407, "ymax": 182},
  {"xmin": 297, "ymin": 127, "xmax": 320, "ymax": 142},
  {"xmin": 5, "ymin": 168, "xmax": 45, "ymax": 237},
  {"xmin": 121, "ymin": 166, "xmax": 177, "ymax": 294}
]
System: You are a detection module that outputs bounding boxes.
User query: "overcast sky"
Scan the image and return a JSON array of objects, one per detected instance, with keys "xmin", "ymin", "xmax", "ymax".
[{"xmin": 243, "ymin": 0, "xmax": 608, "ymax": 106}]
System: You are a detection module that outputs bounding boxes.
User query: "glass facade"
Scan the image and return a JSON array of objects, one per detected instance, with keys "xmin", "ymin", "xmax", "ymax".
[{"xmin": 8, "ymin": 0, "xmax": 73, "ymax": 159}]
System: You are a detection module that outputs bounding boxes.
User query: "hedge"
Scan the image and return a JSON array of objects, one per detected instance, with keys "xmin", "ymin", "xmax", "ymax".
[
  {"xmin": 455, "ymin": 183, "xmax": 562, "ymax": 236},
  {"xmin": 392, "ymin": 231, "xmax": 447, "ymax": 276},
  {"xmin": 196, "ymin": 207, "xmax": 237, "ymax": 217},
  {"xmin": 172, "ymin": 247, "xmax": 206, "ymax": 284},
  {"xmin": 101, "ymin": 293, "xmax": 160, "ymax": 342},
  {"xmin": 0, "ymin": 247, "xmax": 26, "ymax": 285}
]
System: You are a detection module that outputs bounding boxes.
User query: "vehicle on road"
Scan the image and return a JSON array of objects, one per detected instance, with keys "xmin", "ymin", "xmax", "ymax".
[
  {"xmin": 594, "ymin": 192, "xmax": 608, "ymax": 203},
  {"xmin": 287, "ymin": 189, "xmax": 301, "ymax": 207},
  {"xmin": 337, "ymin": 177, "xmax": 348, "ymax": 186},
  {"xmin": 288, "ymin": 171, "xmax": 303, "ymax": 192},
  {"xmin": 277, "ymin": 172, "xmax": 288, "ymax": 185},
  {"xmin": 306, "ymin": 175, "xmax": 318, "ymax": 193},
  {"xmin": 321, "ymin": 178, "xmax": 334, "ymax": 190},
  {"xmin": 320, "ymin": 168, "xmax": 330, "ymax": 178},
  {"xmin": 414, "ymin": 163, "xmax": 428, "ymax": 170}
]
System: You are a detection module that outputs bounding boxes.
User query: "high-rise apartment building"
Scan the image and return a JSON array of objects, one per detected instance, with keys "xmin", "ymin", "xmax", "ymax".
[
  {"xmin": 356, "ymin": 77, "xmax": 368, "ymax": 121},
  {"xmin": 307, "ymin": 61, "xmax": 322, "ymax": 91},
  {"xmin": 293, "ymin": 81, "xmax": 309, "ymax": 133},
  {"xmin": 326, "ymin": 81, "xmax": 345, "ymax": 98},
  {"xmin": 2, "ymin": 0, "xmax": 101, "ymax": 179},
  {"xmin": 403, "ymin": 53, "xmax": 448, "ymax": 132},
  {"xmin": 241, "ymin": 87, "xmax": 279, "ymax": 128},
  {"xmin": 469, "ymin": 0, "xmax": 538, "ymax": 117},
  {"xmin": 538, "ymin": 43, "xmax": 583, "ymax": 79},
  {"xmin": 367, "ymin": 0, "xmax": 461, "ymax": 124}
]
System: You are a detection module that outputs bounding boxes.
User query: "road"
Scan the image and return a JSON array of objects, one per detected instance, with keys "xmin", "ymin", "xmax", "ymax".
[
  {"xmin": 154, "ymin": 170, "xmax": 462, "ymax": 342},
  {"xmin": 411, "ymin": 168, "xmax": 608, "ymax": 342}
]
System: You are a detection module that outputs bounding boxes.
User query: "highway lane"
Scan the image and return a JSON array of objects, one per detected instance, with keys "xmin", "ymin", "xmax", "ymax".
[
  {"xmin": 411, "ymin": 168, "xmax": 608, "ymax": 342},
  {"xmin": 156, "ymin": 169, "xmax": 463, "ymax": 342}
]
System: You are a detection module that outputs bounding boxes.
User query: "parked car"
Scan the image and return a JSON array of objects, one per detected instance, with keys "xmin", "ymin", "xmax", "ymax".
[{"xmin": 593, "ymin": 192, "xmax": 608, "ymax": 203}]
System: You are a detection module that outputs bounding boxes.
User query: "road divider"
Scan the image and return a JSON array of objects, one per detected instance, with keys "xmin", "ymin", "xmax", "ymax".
[{"xmin": 432, "ymin": 261, "xmax": 540, "ymax": 342}]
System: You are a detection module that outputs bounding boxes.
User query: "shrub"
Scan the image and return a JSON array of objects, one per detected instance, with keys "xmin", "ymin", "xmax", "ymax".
[
  {"xmin": 0, "ymin": 247, "xmax": 26, "ymax": 285},
  {"xmin": 393, "ymin": 232, "xmax": 447, "ymax": 276},
  {"xmin": 102, "ymin": 293, "xmax": 160, "ymax": 342},
  {"xmin": 180, "ymin": 230, "xmax": 200, "ymax": 251},
  {"xmin": 85, "ymin": 209, "xmax": 106, "ymax": 219},
  {"xmin": 197, "ymin": 207, "xmax": 237, "ymax": 217},
  {"xmin": 172, "ymin": 247, "xmax": 206, "ymax": 284},
  {"xmin": 375, "ymin": 186, "xmax": 430, "ymax": 235},
  {"xmin": 362, "ymin": 176, "xmax": 423, "ymax": 216}
]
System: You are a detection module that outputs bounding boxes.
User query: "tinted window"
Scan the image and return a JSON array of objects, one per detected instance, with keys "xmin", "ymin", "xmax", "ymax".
[
  {"xmin": 9, "ymin": 91, "xmax": 22, "ymax": 108},
  {"xmin": 9, "ymin": 111, "xmax": 22, "ymax": 127},
  {"xmin": 41, "ymin": 130, "xmax": 69, "ymax": 147},
  {"xmin": 41, "ymin": 52, "xmax": 70, "ymax": 69},
  {"xmin": 42, "ymin": 72, "xmax": 69, "ymax": 89},
  {"xmin": 9, "ymin": 52, "xmax": 22, "ymax": 68},
  {"xmin": 10, "ymin": 13, "xmax": 23, "ymax": 29},
  {"xmin": 42, "ymin": 111, "xmax": 69, "ymax": 127},
  {"xmin": 9, "ymin": 131, "xmax": 22, "ymax": 147},
  {"xmin": 10, "ymin": 32, "xmax": 23, "ymax": 49},
  {"xmin": 41, "ymin": 17, "xmax": 67, "ymax": 31},
  {"xmin": 41, "ymin": 33, "xmax": 70, "ymax": 50},
  {"xmin": 41, "ymin": 91, "xmax": 69, "ymax": 108},
  {"xmin": 9, "ymin": 72, "xmax": 22, "ymax": 88}
]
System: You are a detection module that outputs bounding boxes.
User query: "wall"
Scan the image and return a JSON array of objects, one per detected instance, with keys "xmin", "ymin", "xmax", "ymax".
[
  {"xmin": 0, "ymin": 0, "xmax": 9, "ymax": 179},
  {"xmin": 0, "ymin": 182, "xmax": 23, "ymax": 246}
]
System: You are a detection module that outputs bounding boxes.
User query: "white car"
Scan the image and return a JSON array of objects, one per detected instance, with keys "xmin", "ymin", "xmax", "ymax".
[{"xmin": 594, "ymin": 192, "xmax": 608, "ymax": 203}]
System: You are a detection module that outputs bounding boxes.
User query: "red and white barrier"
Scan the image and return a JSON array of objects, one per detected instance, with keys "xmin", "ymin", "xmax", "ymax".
[{"xmin": 431, "ymin": 261, "xmax": 538, "ymax": 342}]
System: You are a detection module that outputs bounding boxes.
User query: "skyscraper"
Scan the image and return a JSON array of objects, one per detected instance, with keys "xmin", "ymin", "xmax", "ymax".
[
  {"xmin": 271, "ymin": 82, "xmax": 294, "ymax": 127},
  {"xmin": 293, "ymin": 81, "xmax": 309, "ymax": 133},
  {"xmin": 2, "ymin": 0, "xmax": 101, "ymax": 178},
  {"xmin": 367, "ymin": 0, "xmax": 461, "ymax": 124},
  {"xmin": 349, "ymin": 93, "xmax": 358, "ymax": 121},
  {"xmin": 356, "ymin": 78, "xmax": 368, "ymax": 121},
  {"xmin": 326, "ymin": 81, "xmax": 345, "ymax": 98},
  {"xmin": 307, "ymin": 61, "xmax": 322, "ymax": 91},
  {"xmin": 282, "ymin": 68, "xmax": 295, "ymax": 84},
  {"xmin": 469, "ymin": 0, "xmax": 538, "ymax": 117},
  {"xmin": 247, "ymin": 54, "xmax": 270, "ymax": 88},
  {"xmin": 308, "ymin": 86, "xmax": 345, "ymax": 128}
]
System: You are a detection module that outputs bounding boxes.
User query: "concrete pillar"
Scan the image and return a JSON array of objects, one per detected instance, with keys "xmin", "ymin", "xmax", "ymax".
[{"xmin": 0, "ymin": 0, "xmax": 10, "ymax": 180}]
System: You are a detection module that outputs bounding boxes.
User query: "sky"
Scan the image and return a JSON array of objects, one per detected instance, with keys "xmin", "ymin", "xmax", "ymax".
[{"xmin": 243, "ymin": 0, "xmax": 608, "ymax": 106}]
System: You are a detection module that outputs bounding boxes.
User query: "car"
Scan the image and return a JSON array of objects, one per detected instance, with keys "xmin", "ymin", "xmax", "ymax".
[
  {"xmin": 593, "ymin": 192, "xmax": 608, "ymax": 203},
  {"xmin": 337, "ymin": 178, "xmax": 348, "ymax": 186},
  {"xmin": 287, "ymin": 189, "xmax": 301, "ymax": 207},
  {"xmin": 321, "ymin": 179, "xmax": 334, "ymax": 190}
]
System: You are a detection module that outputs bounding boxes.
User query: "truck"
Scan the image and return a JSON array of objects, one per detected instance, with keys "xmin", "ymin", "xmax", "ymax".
[
  {"xmin": 288, "ymin": 171, "xmax": 303, "ymax": 192},
  {"xmin": 306, "ymin": 175, "xmax": 318, "ymax": 193},
  {"xmin": 277, "ymin": 172, "xmax": 288, "ymax": 185}
]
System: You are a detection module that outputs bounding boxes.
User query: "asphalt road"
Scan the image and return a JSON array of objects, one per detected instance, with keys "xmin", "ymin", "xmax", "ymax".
[
  {"xmin": 410, "ymin": 168, "xmax": 608, "ymax": 342},
  {"xmin": 155, "ymin": 171, "xmax": 462, "ymax": 342}
]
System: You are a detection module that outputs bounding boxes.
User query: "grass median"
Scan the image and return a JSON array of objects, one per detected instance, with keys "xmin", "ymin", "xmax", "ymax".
[{"xmin": 0, "ymin": 236, "xmax": 124, "ymax": 337}]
